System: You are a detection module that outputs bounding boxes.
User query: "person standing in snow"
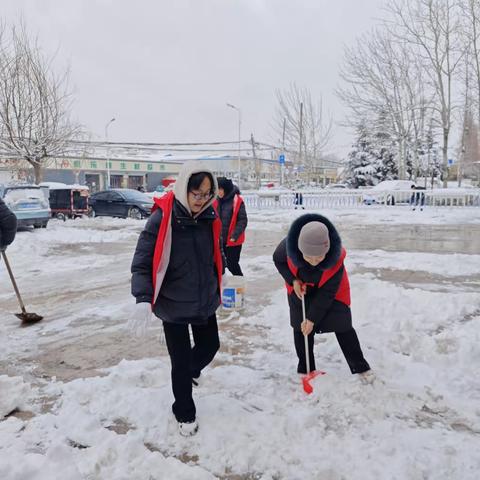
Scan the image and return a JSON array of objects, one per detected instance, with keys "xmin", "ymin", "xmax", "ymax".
[
  {"xmin": 410, "ymin": 185, "xmax": 426, "ymax": 211},
  {"xmin": 129, "ymin": 161, "xmax": 223, "ymax": 436},
  {"xmin": 0, "ymin": 197, "xmax": 17, "ymax": 252},
  {"xmin": 273, "ymin": 214, "xmax": 372, "ymax": 382},
  {"xmin": 215, "ymin": 177, "xmax": 248, "ymax": 276},
  {"xmin": 293, "ymin": 189, "xmax": 305, "ymax": 210}
]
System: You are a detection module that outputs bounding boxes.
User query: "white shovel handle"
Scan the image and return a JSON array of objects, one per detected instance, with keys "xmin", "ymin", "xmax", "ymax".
[{"xmin": 301, "ymin": 294, "xmax": 310, "ymax": 374}]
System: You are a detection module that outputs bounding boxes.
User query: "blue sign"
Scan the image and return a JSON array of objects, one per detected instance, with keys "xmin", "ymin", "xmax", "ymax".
[
  {"xmin": 279, "ymin": 154, "xmax": 285, "ymax": 165},
  {"xmin": 448, "ymin": 158, "xmax": 454, "ymax": 166}
]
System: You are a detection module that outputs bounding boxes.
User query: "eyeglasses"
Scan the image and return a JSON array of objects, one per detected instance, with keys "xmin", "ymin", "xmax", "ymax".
[{"xmin": 189, "ymin": 191, "xmax": 213, "ymax": 201}]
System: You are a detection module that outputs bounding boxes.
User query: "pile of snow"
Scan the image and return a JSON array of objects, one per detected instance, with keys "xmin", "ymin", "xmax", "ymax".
[{"xmin": 0, "ymin": 376, "xmax": 33, "ymax": 418}]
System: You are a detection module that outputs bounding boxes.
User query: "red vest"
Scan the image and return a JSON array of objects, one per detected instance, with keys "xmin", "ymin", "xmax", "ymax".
[
  {"xmin": 151, "ymin": 191, "xmax": 223, "ymax": 303},
  {"xmin": 213, "ymin": 195, "xmax": 246, "ymax": 247},
  {"xmin": 226, "ymin": 194, "xmax": 246, "ymax": 246},
  {"xmin": 285, "ymin": 247, "xmax": 351, "ymax": 306}
]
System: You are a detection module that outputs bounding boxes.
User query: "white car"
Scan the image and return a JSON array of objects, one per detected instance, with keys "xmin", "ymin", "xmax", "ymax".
[
  {"xmin": 363, "ymin": 180, "xmax": 416, "ymax": 205},
  {"xmin": 325, "ymin": 183, "xmax": 348, "ymax": 189}
]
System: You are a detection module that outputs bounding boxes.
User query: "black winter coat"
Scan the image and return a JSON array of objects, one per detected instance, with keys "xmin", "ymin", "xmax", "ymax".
[
  {"xmin": 131, "ymin": 199, "xmax": 220, "ymax": 325},
  {"xmin": 273, "ymin": 214, "xmax": 352, "ymax": 333},
  {"xmin": 0, "ymin": 198, "xmax": 17, "ymax": 250},
  {"xmin": 217, "ymin": 187, "xmax": 247, "ymax": 245}
]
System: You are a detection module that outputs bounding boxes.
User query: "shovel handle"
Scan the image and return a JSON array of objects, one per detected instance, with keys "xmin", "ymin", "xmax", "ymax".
[
  {"xmin": 301, "ymin": 294, "xmax": 310, "ymax": 374},
  {"xmin": 1, "ymin": 251, "xmax": 27, "ymax": 313}
]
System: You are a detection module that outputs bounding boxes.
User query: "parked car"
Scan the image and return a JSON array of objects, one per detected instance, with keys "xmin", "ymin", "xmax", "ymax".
[
  {"xmin": 325, "ymin": 183, "xmax": 349, "ymax": 189},
  {"xmin": 363, "ymin": 180, "xmax": 416, "ymax": 205},
  {"xmin": 88, "ymin": 188, "xmax": 154, "ymax": 219},
  {"xmin": 0, "ymin": 184, "xmax": 50, "ymax": 228}
]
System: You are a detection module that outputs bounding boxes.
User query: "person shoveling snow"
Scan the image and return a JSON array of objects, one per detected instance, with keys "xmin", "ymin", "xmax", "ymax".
[{"xmin": 273, "ymin": 214, "xmax": 373, "ymax": 390}]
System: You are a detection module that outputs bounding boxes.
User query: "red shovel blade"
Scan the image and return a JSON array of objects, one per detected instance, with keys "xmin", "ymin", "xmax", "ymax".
[{"xmin": 302, "ymin": 370, "xmax": 326, "ymax": 395}]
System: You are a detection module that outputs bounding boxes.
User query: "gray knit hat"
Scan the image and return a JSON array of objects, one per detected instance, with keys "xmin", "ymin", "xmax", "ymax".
[{"xmin": 298, "ymin": 221, "xmax": 330, "ymax": 257}]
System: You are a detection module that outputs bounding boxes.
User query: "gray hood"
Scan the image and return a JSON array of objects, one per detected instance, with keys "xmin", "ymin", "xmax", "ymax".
[{"xmin": 174, "ymin": 160, "xmax": 218, "ymax": 217}]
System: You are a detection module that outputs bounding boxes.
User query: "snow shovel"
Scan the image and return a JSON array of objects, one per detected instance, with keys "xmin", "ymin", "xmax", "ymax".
[
  {"xmin": 301, "ymin": 294, "xmax": 325, "ymax": 394},
  {"xmin": 1, "ymin": 251, "xmax": 43, "ymax": 324}
]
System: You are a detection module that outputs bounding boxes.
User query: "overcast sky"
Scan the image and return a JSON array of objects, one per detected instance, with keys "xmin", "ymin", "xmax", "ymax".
[{"xmin": 2, "ymin": 0, "xmax": 385, "ymax": 157}]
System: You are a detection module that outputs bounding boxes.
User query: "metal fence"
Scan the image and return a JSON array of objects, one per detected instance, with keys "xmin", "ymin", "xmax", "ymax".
[{"xmin": 242, "ymin": 189, "xmax": 480, "ymax": 209}]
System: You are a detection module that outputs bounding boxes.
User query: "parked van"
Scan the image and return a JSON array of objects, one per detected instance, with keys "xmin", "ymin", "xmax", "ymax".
[
  {"xmin": 40, "ymin": 182, "xmax": 89, "ymax": 220},
  {"xmin": 0, "ymin": 184, "xmax": 50, "ymax": 228}
]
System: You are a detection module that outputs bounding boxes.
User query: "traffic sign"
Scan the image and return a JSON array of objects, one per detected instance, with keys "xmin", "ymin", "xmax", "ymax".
[{"xmin": 279, "ymin": 154, "xmax": 285, "ymax": 165}]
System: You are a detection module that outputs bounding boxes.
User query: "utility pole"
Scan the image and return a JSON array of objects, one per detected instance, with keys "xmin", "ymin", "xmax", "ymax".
[
  {"xmin": 226, "ymin": 103, "xmax": 241, "ymax": 189},
  {"xmin": 250, "ymin": 133, "xmax": 260, "ymax": 189},
  {"xmin": 105, "ymin": 117, "xmax": 116, "ymax": 189},
  {"xmin": 281, "ymin": 118, "xmax": 286, "ymax": 186}
]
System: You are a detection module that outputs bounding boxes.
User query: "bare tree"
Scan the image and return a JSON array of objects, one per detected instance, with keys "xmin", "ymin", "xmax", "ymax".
[
  {"xmin": 387, "ymin": 0, "xmax": 465, "ymax": 187},
  {"xmin": 0, "ymin": 23, "xmax": 80, "ymax": 184},
  {"xmin": 272, "ymin": 83, "xmax": 332, "ymax": 177},
  {"xmin": 460, "ymin": 0, "xmax": 480, "ymax": 126},
  {"xmin": 337, "ymin": 26, "xmax": 433, "ymax": 179}
]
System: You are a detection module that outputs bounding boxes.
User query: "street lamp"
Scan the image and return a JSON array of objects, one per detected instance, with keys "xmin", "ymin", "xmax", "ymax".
[
  {"xmin": 105, "ymin": 117, "xmax": 116, "ymax": 189},
  {"xmin": 226, "ymin": 103, "xmax": 241, "ymax": 189}
]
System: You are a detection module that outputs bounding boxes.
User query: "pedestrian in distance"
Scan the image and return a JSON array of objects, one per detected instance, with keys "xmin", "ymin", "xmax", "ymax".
[
  {"xmin": 293, "ymin": 189, "xmax": 305, "ymax": 210},
  {"xmin": 0, "ymin": 197, "xmax": 17, "ymax": 252},
  {"xmin": 410, "ymin": 185, "xmax": 426, "ymax": 211},
  {"xmin": 215, "ymin": 177, "xmax": 248, "ymax": 276},
  {"xmin": 129, "ymin": 161, "xmax": 224, "ymax": 437},
  {"xmin": 273, "ymin": 213, "xmax": 373, "ymax": 383}
]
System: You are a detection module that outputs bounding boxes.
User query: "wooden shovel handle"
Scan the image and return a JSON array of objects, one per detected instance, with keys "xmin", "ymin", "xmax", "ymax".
[
  {"xmin": 1, "ymin": 251, "xmax": 27, "ymax": 313},
  {"xmin": 301, "ymin": 294, "xmax": 310, "ymax": 374}
]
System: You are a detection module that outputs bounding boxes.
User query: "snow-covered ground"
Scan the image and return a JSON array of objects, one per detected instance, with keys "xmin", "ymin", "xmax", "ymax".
[{"xmin": 1, "ymin": 205, "xmax": 479, "ymax": 479}]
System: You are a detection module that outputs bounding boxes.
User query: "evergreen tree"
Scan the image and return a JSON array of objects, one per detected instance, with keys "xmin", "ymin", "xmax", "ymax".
[
  {"xmin": 345, "ymin": 120, "xmax": 377, "ymax": 187},
  {"xmin": 345, "ymin": 115, "xmax": 398, "ymax": 187}
]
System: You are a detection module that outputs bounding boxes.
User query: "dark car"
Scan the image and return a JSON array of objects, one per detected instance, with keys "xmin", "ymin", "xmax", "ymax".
[{"xmin": 88, "ymin": 189, "xmax": 154, "ymax": 219}]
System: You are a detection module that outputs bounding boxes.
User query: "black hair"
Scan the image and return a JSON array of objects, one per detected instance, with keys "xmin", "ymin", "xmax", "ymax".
[
  {"xmin": 188, "ymin": 172, "xmax": 214, "ymax": 193},
  {"xmin": 216, "ymin": 176, "xmax": 234, "ymax": 194}
]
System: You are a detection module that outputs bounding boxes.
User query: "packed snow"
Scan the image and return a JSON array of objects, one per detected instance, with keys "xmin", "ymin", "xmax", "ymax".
[{"xmin": 1, "ymin": 205, "xmax": 479, "ymax": 479}]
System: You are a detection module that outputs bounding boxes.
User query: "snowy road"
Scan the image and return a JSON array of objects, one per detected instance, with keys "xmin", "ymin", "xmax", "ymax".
[{"xmin": 1, "ymin": 206, "xmax": 480, "ymax": 479}]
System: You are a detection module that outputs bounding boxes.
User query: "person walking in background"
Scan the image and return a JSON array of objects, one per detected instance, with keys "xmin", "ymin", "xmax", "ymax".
[
  {"xmin": 0, "ymin": 197, "xmax": 17, "ymax": 252},
  {"xmin": 216, "ymin": 177, "xmax": 248, "ymax": 276},
  {"xmin": 293, "ymin": 189, "xmax": 305, "ymax": 210},
  {"xmin": 273, "ymin": 213, "xmax": 373, "ymax": 383},
  {"xmin": 130, "ymin": 161, "xmax": 223, "ymax": 437},
  {"xmin": 410, "ymin": 185, "xmax": 426, "ymax": 211}
]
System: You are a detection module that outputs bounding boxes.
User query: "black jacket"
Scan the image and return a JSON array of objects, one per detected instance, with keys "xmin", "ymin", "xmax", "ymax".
[
  {"xmin": 273, "ymin": 214, "xmax": 352, "ymax": 333},
  {"xmin": 131, "ymin": 199, "xmax": 220, "ymax": 325},
  {"xmin": 217, "ymin": 186, "xmax": 247, "ymax": 245},
  {"xmin": 0, "ymin": 198, "xmax": 17, "ymax": 250}
]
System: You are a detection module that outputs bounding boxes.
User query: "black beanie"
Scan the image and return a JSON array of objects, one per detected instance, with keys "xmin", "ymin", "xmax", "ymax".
[{"xmin": 217, "ymin": 177, "xmax": 234, "ymax": 194}]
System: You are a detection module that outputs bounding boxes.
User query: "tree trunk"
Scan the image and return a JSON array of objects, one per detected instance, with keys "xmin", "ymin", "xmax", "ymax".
[
  {"xmin": 399, "ymin": 138, "xmax": 406, "ymax": 180},
  {"xmin": 33, "ymin": 162, "xmax": 43, "ymax": 184},
  {"xmin": 442, "ymin": 128, "xmax": 449, "ymax": 188}
]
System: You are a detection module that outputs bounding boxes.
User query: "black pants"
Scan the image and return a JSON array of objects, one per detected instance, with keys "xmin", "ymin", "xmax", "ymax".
[
  {"xmin": 293, "ymin": 328, "xmax": 370, "ymax": 374},
  {"xmin": 410, "ymin": 192, "xmax": 425, "ymax": 208},
  {"xmin": 163, "ymin": 314, "xmax": 220, "ymax": 422},
  {"xmin": 225, "ymin": 245, "xmax": 243, "ymax": 276}
]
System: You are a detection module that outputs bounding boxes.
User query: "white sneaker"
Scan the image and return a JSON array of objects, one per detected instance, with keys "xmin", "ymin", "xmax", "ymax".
[
  {"xmin": 358, "ymin": 370, "xmax": 375, "ymax": 385},
  {"xmin": 178, "ymin": 420, "xmax": 199, "ymax": 437}
]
